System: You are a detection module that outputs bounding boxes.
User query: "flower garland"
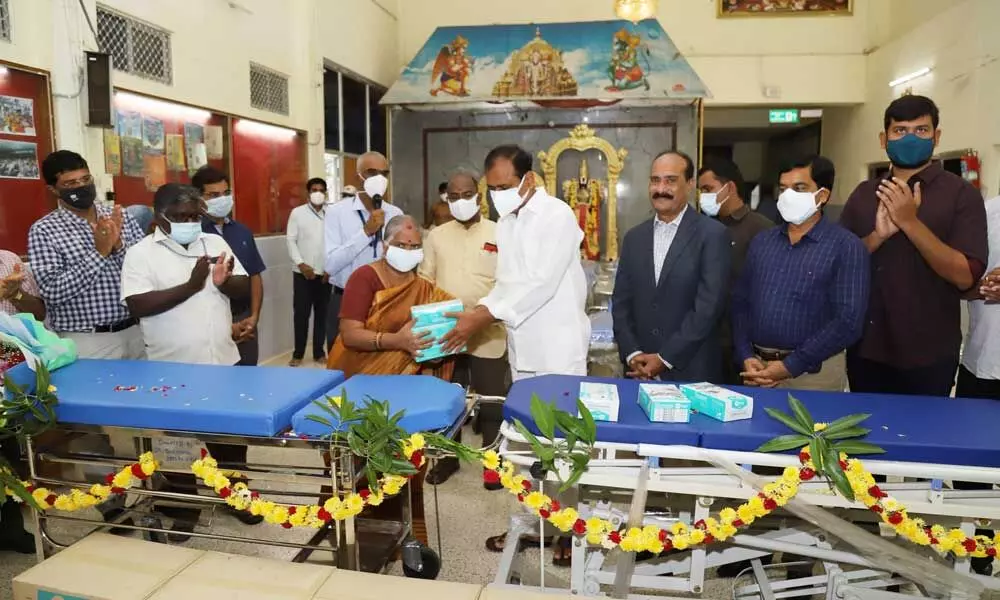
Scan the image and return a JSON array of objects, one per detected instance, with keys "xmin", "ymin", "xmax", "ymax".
[
  {"xmin": 2, "ymin": 452, "xmax": 158, "ymax": 511},
  {"xmin": 481, "ymin": 448, "xmax": 1000, "ymax": 559},
  {"xmin": 188, "ymin": 433, "xmax": 428, "ymax": 529}
]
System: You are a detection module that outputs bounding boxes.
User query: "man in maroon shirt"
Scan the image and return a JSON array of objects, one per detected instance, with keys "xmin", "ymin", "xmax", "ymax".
[{"xmin": 840, "ymin": 95, "xmax": 987, "ymax": 396}]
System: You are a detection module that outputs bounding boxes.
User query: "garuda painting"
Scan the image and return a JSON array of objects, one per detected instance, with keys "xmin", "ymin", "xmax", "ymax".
[{"xmin": 431, "ymin": 35, "xmax": 472, "ymax": 97}]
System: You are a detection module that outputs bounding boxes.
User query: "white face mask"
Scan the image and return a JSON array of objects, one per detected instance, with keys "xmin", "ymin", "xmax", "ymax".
[
  {"xmin": 777, "ymin": 188, "xmax": 824, "ymax": 225},
  {"xmin": 309, "ymin": 191, "xmax": 326, "ymax": 206},
  {"xmin": 440, "ymin": 193, "xmax": 448, "ymax": 202},
  {"xmin": 490, "ymin": 175, "xmax": 527, "ymax": 218},
  {"xmin": 166, "ymin": 221, "xmax": 201, "ymax": 245},
  {"xmin": 385, "ymin": 245, "xmax": 424, "ymax": 272},
  {"xmin": 363, "ymin": 174, "xmax": 388, "ymax": 199},
  {"xmin": 448, "ymin": 195, "xmax": 480, "ymax": 222},
  {"xmin": 205, "ymin": 195, "xmax": 233, "ymax": 219}
]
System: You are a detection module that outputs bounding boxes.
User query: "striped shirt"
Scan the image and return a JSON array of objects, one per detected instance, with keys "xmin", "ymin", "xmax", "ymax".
[
  {"xmin": 653, "ymin": 205, "xmax": 686, "ymax": 285},
  {"xmin": 731, "ymin": 217, "xmax": 870, "ymax": 377},
  {"xmin": 0, "ymin": 250, "xmax": 40, "ymax": 315}
]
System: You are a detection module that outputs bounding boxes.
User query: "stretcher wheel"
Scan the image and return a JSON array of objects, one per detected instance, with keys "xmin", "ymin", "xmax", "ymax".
[{"xmin": 401, "ymin": 542, "xmax": 441, "ymax": 579}]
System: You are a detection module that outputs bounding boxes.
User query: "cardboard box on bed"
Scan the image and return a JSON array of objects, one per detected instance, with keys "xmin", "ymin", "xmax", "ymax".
[
  {"xmin": 12, "ymin": 532, "xmax": 204, "ymax": 600},
  {"xmin": 148, "ymin": 551, "xmax": 334, "ymax": 600},
  {"xmin": 312, "ymin": 569, "xmax": 483, "ymax": 600}
]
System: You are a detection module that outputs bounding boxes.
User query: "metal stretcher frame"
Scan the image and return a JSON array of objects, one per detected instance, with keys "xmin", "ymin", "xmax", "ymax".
[
  {"xmin": 23, "ymin": 398, "xmax": 472, "ymax": 573},
  {"xmin": 492, "ymin": 421, "xmax": 1000, "ymax": 600}
]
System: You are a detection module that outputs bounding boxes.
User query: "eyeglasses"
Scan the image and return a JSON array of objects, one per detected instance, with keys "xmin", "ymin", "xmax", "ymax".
[
  {"xmin": 888, "ymin": 125, "xmax": 934, "ymax": 139},
  {"xmin": 58, "ymin": 174, "xmax": 93, "ymax": 188}
]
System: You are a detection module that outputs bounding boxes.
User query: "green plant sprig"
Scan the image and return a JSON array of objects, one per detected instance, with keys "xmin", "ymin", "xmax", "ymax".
[
  {"xmin": 512, "ymin": 394, "xmax": 597, "ymax": 492},
  {"xmin": 757, "ymin": 394, "xmax": 885, "ymax": 501},
  {"xmin": 1, "ymin": 364, "xmax": 59, "ymax": 508}
]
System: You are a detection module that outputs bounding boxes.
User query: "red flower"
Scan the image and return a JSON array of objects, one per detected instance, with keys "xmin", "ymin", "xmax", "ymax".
[
  {"xmin": 111, "ymin": 487, "xmax": 125, "ymax": 495},
  {"xmin": 317, "ymin": 508, "xmax": 331, "ymax": 521},
  {"xmin": 573, "ymin": 519, "xmax": 587, "ymax": 535},
  {"xmin": 539, "ymin": 509, "xmax": 551, "ymax": 519},
  {"xmin": 550, "ymin": 500, "xmax": 561, "ymax": 512},
  {"xmin": 45, "ymin": 494, "xmax": 57, "ymax": 506},
  {"xmin": 868, "ymin": 486, "xmax": 886, "ymax": 498},
  {"xmin": 25, "ymin": 485, "xmax": 34, "ymax": 493},
  {"xmin": 250, "ymin": 491, "xmax": 260, "ymax": 499},
  {"xmin": 288, "ymin": 506, "xmax": 297, "ymax": 515},
  {"xmin": 704, "ymin": 534, "xmax": 715, "ymax": 545},
  {"xmin": 359, "ymin": 489, "xmax": 371, "ymax": 500},
  {"xmin": 763, "ymin": 498, "xmax": 778, "ymax": 511},
  {"xmin": 838, "ymin": 460, "xmax": 848, "ymax": 470},
  {"xmin": 483, "ymin": 470, "xmax": 501, "ymax": 485},
  {"xmin": 888, "ymin": 512, "xmax": 904, "ymax": 525},
  {"xmin": 608, "ymin": 531, "xmax": 622, "ymax": 544},
  {"xmin": 732, "ymin": 519, "xmax": 744, "ymax": 528},
  {"xmin": 963, "ymin": 539, "xmax": 978, "ymax": 553},
  {"xmin": 798, "ymin": 451, "xmax": 810, "ymax": 464},
  {"xmin": 219, "ymin": 487, "xmax": 232, "ymax": 499},
  {"xmin": 409, "ymin": 450, "xmax": 424, "ymax": 468},
  {"xmin": 658, "ymin": 529, "xmax": 668, "ymax": 542},
  {"xmin": 988, "ymin": 547, "xmax": 996, "ymax": 558},
  {"xmin": 200, "ymin": 448, "xmax": 208, "ymax": 459},
  {"xmin": 517, "ymin": 494, "xmax": 525, "ymax": 503},
  {"xmin": 694, "ymin": 519, "xmax": 706, "ymax": 530},
  {"xmin": 104, "ymin": 474, "xmax": 114, "ymax": 485},
  {"xmin": 662, "ymin": 538, "xmax": 673, "ymax": 551},
  {"xmin": 521, "ymin": 479, "xmax": 532, "ymax": 491},
  {"xmin": 130, "ymin": 464, "xmax": 147, "ymax": 480},
  {"xmin": 930, "ymin": 537, "xmax": 939, "ymax": 545},
  {"xmin": 870, "ymin": 505, "xmax": 883, "ymax": 514},
  {"xmin": 281, "ymin": 522, "xmax": 292, "ymax": 529},
  {"xmin": 799, "ymin": 468, "xmax": 815, "ymax": 481}
]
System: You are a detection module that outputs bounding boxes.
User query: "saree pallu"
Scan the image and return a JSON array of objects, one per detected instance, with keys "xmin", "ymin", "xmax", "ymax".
[{"xmin": 326, "ymin": 275, "xmax": 457, "ymax": 545}]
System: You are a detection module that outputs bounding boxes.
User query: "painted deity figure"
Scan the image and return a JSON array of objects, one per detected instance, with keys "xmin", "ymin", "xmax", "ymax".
[
  {"xmin": 606, "ymin": 29, "xmax": 649, "ymax": 92},
  {"xmin": 431, "ymin": 36, "xmax": 472, "ymax": 97}
]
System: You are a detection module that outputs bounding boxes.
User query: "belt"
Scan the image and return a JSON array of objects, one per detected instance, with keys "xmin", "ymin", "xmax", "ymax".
[
  {"xmin": 753, "ymin": 344, "xmax": 793, "ymax": 362},
  {"xmin": 94, "ymin": 318, "xmax": 137, "ymax": 334}
]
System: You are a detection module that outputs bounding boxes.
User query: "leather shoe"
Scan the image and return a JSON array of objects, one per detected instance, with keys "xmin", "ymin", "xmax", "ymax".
[{"xmin": 426, "ymin": 458, "xmax": 460, "ymax": 486}]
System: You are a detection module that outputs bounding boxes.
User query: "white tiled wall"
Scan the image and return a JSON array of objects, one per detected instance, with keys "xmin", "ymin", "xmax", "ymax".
[{"xmin": 255, "ymin": 235, "xmax": 296, "ymax": 363}]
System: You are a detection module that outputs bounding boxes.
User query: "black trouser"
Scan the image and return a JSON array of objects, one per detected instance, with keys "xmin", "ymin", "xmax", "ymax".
[
  {"xmin": 953, "ymin": 364, "xmax": 999, "ymax": 572},
  {"xmin": 0, "ymin": 438, "xmax": 26, "ymax": 538},
  {"xmin": 846, "ymin": 352, "xmax": 957, "ymax": 397},
  {"xmin": 326, "ymin": 287, "xmax": 344, "ymax": 351},
  {"xmin": 293, "ymin": 273, "xmax": 332, "ymax": 361},
  {"xmin": 452, "ymin": 354, "xmax": 512, "ymax": 446}
]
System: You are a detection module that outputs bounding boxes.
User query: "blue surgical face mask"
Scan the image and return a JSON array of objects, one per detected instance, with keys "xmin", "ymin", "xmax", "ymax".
[
  {"xmin": 166, "ymin": 221, "xmax": 202, "ymax": 245},
  {"xmin": 886, "ymin": 134, "xmax": 935, "ymax": 169}
]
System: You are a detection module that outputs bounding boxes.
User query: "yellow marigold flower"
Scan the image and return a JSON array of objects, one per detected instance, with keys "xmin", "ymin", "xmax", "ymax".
[
  {"xmin": 781, "ymin": 466, "xmax": 800, "ymax": 484},
  {"xmin": 329, "ymin": 394, "xmax": 342, "ymax": 407},
  {"xmin": 112, "ymin": 471, "xmax": 132, "ymax": 489},
  {"xmin": 736, "ymin": 505, "xmax": 756, "ymax": 525},
  {"xmin": 501, "ymin": 461, "xmax": 515, "ymax": 478},
  {"xmin": 53, "ymin": 495, "xmax": 75, "ymax": 511},
  {"xmin": 140, "ymin": 462, "xmax": 156, "ymax": 477},
  {"xmin": 953, "ymin": 544, "xmax": 968, "ymax": 558},
  {"xmin": 409, "ymin": 433, "xmax": 426, "ymax": 450},
  {"xmin": 265, "ymin": 507, "xmax": 288, "ymax": 525},
  {"xmin": 586, "ymin": 533, "xmax": 604, "ymax": 545},
  {"xmin": 748, "ymin": 496, "xmax": 767, "ymax": 517},
  {"xmin": 931, "ymin": 525, "xmax": 946, "ymax": 538},
  {"xmin": 718, "ymin": 508, "xmax": 737, "ymax": 524},
  {"xmin": 689, "ymin": 529, "xmax": 706, "ymax": 545},
  {"xmin": 345, "ymin": 494, "xmax": 365, "ymax": 515},
  {"xmin": 671, "ymin": 522, "xmax": 688, "ymax": 535},
  {"xmin": 481, "ymin": 450, "xmax": 501, "ymax": 471},
  {"xmin": 550, "ymin": 508, "xmax": 579, "ymax": 532},
  {"xmin": 620, "ymin": 535, "xmax": 639, "ymax": 553},
  {"xmin": 523, "ymin": 491, "xmax": 548, "ymax": 510},
  {"xmin": 586, "ymin": 517, "xmax": 606, "ymax": 535},
  {"xmin": 289, "ymin": 511, "xmax": 307, "ymax": 528},
  {"xmin": 323, "ymin": 498, "xmax": 341, "ymax": 514},
  {"xmin": 937, "ymin": 537, "xmax": 956, "ymax": 553},
  {"xmin": 813, "ymin": 422, "xmax": 828, "ymax": 432},
  {"xmin": 947, "ymin": 529, "xmax": 966, "ymax": 541},
  {"xmin": 89, "ymin": 484, "xmax": 110, "ymax": 499},
  {"xmin": 47, "ymin": 384, "xmax": 57, "ymax": 393},
  {"xmin": 673, "ymin": 535, "xmax": 689, "ymax": 551},
  {"xmin": 382, "ymin": 476, "xmax": 406, "ymax": 496},
  {"xmin": 32, "ymin": 488, "xmax": 50, "ymax": 505},
  {"xmin": 500, "ymin": 474, "xmax": 515, "ymax": 491},
  {"xmin": 721, "ymin": 524, "xmax": 738, "ymax": 538},
  {"xmin": 367, "ymin": 491, "xmax": 385, "ymax": 507}
]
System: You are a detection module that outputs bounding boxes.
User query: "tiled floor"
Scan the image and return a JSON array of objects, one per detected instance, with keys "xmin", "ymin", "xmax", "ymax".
[{"xmin": 1, "ymin": 352, "xmax": 747, "ymax": 598}]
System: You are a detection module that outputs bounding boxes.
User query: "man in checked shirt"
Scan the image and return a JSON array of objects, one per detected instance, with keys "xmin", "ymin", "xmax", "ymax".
[{"xmin": 30, "ymin": 150, "xmax": 145, "ymax": 359}]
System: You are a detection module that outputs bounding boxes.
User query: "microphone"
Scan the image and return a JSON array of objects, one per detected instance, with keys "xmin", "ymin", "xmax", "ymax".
[{"xmin": 371, "ymin": 194, "xmax": 383, "ymax": 210}]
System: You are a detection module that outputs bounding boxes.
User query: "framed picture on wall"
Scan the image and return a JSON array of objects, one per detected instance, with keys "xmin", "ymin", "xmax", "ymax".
[{"xmin": 717, "ymin": 0, "xmax": 852, "ymax": 17}]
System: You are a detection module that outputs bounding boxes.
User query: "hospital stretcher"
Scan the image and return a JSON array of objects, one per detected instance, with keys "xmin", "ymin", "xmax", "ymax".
[
  {"xmin": 495, "ymin": 375, "xmax": 1000, "ymax": 600},
  {"xmin": 12, "ymin": 359, "xmax": 470, "ymax": 575}
]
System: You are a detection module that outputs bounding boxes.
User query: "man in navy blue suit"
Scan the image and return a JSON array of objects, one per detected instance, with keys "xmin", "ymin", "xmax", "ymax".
[{"xmin": 612, "ymin": 150, "xmax": 731, "ymax": 383}]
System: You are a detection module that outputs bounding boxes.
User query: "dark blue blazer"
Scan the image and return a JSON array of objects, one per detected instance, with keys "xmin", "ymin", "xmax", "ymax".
[{"xmin": 612, "ymin": 208, "xmax": 731, "ymax": 383}]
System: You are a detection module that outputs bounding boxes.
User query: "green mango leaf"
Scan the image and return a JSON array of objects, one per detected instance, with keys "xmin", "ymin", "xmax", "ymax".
[
  {"xmin": 809, "ymin": 437, "xmax": 826, "ymax": 475},
  {"xmin": 821, "ymin": 426, "xmax": 870, "ymax": 441},
  {"xmin": 513, "ymin": 418, "xmax": 544, "ymax": 451},
  {"xmin": 787, "ymin": 395, "xmax": 815, "ymax": 432},
  {"xmin": 757, "ymin": 434, "xmax": 813, "ymax": 453},
  {"xmin": 765, "ymin": 407, "xmax": 814, "ymax": 436},
  {"xmin": 831, "ymin": 441, "xmax": 886, "ymax": 456},
  {"xmin": 821, "ymin": 414, "xmax": 872, "ymax": 438},
  {"xmin": 576, "ymin": 399, "xmax": 597, "ymax": 444},
  {"xmin": 529, "ymin": 395, "xmax": 556, "ymax": 440},
  {"xmin": 823, "ymin": 445, "xmax": 855, "ymax": 501},
  {"xmin": 0, "ymin": 464, "xmax": 37, "ymax": 509}
]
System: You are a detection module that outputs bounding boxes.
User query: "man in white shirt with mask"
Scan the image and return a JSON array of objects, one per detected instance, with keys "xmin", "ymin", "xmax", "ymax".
[
  {"xmin": 443, "ymin": 145, "xmax": 589, "ymax": 381},
  {"xmin": 287, "ymin": 177, "xmax": 332, "ymax": 366},
  {"xmin": 323, "ymin": 152, "xmax": 403, "ymax": 349}
]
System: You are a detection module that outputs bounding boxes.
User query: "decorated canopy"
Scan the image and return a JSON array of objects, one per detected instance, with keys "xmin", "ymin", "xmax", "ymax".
[{"xmin": 382, "ymin": 19, "xmax": 709, "ymax": 106}]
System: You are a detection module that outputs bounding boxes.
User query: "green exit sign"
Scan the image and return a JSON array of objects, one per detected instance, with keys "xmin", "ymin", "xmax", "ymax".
[{"xmin": 769, "ymin": 109, "xmax": 800, "ymax": 124}]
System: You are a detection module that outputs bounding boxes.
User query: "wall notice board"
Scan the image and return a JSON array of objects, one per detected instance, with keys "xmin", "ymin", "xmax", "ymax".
[{"xmin": 0, "ymin": 65, "xmax": 55, "ymax": 255}]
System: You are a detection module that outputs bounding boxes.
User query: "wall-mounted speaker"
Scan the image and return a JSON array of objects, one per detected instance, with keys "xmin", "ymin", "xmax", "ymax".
[{"xmin": 85, "ymin": 51, "xmax": 113, "ymax": 128}]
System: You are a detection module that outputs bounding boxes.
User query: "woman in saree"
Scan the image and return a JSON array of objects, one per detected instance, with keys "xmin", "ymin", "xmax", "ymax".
[{"xmin": 326, "ymin": 214, "xmax": 457, "ymax": 545}]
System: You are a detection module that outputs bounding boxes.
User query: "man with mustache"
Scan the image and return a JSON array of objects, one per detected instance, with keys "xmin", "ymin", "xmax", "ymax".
[{"xmin": 612, "ymin": 150, "xmax": 731, "ymax": 382}]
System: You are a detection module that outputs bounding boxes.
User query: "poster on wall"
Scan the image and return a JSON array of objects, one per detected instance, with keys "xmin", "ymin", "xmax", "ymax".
[
  {"xmin": 165, "ymin": 134, "xmax": 186, "ymax": 172},
  {"xmin": 717, "ymin": 0, "xmax": 852, "ymax": 16},
  {"xmin": 0, "ymin": 140, "xmax": 39, "ymax": 179},
  {"xmin": 142, "ymin": 117, "xmax": 165, "ymax": 155},
  {"xmin": 183, "ymin": 122, "xmax": 207, "ymax": 175},
  {"xmin": 204, "ymin": 125, "xmax": 224, "ymax": 160},
  {"xmin": 121, "ymin": 138, "xmax": 144, "ymax": 177},
  {"xmin": 103, "ymin": 129, "xmax": 122, "ymax": 175},
  {"xmin": 116, "ymin": 111, "xmax": 142, "ymax": 140},
  {"xmin": 144, "ymin": 155, "xmax": 166, "ymax": 191},
  {"xmin": 0, "ymin": 96, "xmax": 36, "ymax": 136}
]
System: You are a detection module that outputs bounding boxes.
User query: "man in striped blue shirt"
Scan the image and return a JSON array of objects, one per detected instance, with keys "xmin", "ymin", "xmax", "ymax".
[{"xmin": 732, "ymin": 155, "xmax": 869, "ymax": 391}]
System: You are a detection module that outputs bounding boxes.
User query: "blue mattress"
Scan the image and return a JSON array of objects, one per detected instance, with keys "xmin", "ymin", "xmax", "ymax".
[
  {"xmin": 7, "ymin": 360, "xmax": 345, "ymax": 437},
  {"xmin": 291, "ymin": 374, "xmax": 466, "ymax": 438},
  {"xmin": 505, "ymin": 375, "xmax": 1000, "ymax": 468}
]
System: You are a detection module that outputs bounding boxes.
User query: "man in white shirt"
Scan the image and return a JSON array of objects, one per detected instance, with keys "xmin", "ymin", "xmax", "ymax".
[
  {"xmin": 287, "ymin": 178, "xmax": 332, "ymax": 366},
  {"xmin": 323, "ymin": 152, "xmax": 403, "ymax": 349},
  {"xmin": 444, "ymin": 145, "xmax": 590, "ymax": 380},
  {"xmin": 121, "ymin": 183, "xmax": 259, "ymax": 540}
]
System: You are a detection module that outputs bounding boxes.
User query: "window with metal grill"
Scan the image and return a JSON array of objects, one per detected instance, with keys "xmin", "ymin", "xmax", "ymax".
[
  {"xmin": 0, "ymin": 0, "xmax": 11, "ymax": 43},
  {"xmin": 96, "ymin": 5, "xmax": 172, "ymax": 84},
  {"xmin": 249, "ymin": 63, "xmax": 290, "ymax": 116}
]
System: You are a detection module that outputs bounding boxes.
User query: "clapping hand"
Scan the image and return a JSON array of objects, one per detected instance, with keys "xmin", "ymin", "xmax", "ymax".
[
  {"xmin": 876, "ymin": 178, "xmax": 922, "ymax": 231},
  {"xmin": 212, "ymin": 253, "xmax": 234, "ymax": 288},
  {"xmin": 93, "ymin": 206, "xmax": 124, "ymax": 257}
]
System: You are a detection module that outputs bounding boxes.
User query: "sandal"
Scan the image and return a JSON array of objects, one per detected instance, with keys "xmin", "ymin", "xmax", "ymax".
[
  {"xmin": 485, "ymin": 532, "xmax": 554, "ymax": 553},
  {"xmin": 552, "ymin": 536, "xmax": 572, "ymax": 567}
]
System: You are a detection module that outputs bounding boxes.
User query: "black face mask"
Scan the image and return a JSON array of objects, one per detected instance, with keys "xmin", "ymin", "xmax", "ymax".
[{"xmin": 59, "ymin": 183, "xmax": 97, "ymax": 210}]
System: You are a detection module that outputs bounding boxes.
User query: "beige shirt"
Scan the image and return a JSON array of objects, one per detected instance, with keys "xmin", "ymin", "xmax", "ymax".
[{"xmin": 419, "ymin": 218, "xmax": 506, "ymax": 359}]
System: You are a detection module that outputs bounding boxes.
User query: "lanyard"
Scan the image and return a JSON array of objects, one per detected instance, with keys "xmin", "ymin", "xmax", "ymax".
[{"xmin": 356, "ymin": 209, "xmax": 379, "ymax": 258}]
